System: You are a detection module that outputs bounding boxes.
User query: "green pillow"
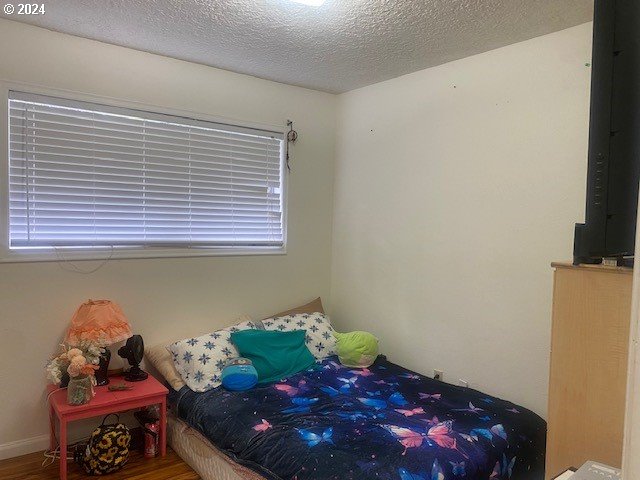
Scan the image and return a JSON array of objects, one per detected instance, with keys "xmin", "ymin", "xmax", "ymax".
[
  {"xmin": 334, "ymin": 331, "xmax": 379, "ymax": 368},
  {"xmin": 230, "ymin": 330, "xmax": 316, "ymax": 384}
]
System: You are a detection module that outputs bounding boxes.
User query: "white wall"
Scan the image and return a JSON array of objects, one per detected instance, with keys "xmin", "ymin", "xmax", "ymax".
[
  {"xmin": 0, "ymin": 19, "xmax": 336, "ymax": 456},
  {"xmin": 330, "ymin": 23, "xmax": 593, "ymax": 417}
]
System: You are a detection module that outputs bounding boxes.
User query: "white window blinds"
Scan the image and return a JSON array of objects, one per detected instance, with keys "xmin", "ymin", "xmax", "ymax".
[{"xmin": 8, "ymin": 91, "xmax": 285, "ymax": 250}]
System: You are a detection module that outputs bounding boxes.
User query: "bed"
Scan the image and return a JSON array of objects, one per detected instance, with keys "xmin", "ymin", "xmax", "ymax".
[{"xmin": 168, "ymin": 355, "xmax": 546, "ymax": 480}]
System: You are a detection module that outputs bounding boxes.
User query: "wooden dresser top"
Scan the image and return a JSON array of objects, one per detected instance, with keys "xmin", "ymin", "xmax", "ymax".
[{"xmin": 551, "ymin": 261, "xmax": 633, "ymax": 275}]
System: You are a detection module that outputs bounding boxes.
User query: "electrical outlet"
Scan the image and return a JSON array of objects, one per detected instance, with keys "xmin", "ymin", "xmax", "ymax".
[
  {"xmin": 434, "ymin": 369, "xmax": 443, "ymax": 381},
  {"xmin": 459, "ymin": 379, "xmax": 469, "ymax": 388}
]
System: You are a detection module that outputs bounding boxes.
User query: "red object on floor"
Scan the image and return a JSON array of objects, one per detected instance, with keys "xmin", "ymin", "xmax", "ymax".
[
  {"xmin": 144, "ymin": 419, "xmax": 159, "ymax": 458},
  {"xmin": 47, "ymin": 375, "xmax": 168, "ymax": 480}
]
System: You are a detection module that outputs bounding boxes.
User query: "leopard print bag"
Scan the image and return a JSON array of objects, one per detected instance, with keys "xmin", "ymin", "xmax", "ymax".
[{"xmin": 78, "ymin": 414, "xmax": 131, "ymax": 475}]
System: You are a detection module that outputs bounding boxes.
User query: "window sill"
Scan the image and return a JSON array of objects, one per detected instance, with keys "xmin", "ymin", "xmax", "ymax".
[{"xmin": 0, "ymin": 245, "xmax": 287, "ymax": 264}]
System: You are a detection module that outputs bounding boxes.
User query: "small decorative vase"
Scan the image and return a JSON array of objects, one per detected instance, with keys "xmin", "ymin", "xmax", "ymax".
[
  {"xmin": 60, "ymin": 372, "xmax": 70, "ymax": 388},
  {"xmin": 95, "ymin": 349, "xmax": 111, "ymax": 386},
  {"xmin": 67, "ymin": 375, "xmax": 93, "ymax": 406}
]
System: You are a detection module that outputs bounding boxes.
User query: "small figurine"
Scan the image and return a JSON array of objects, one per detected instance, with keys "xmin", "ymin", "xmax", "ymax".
[{"xmin": 108, "ymin": 382, "xmax": 133, "ymax": 391}]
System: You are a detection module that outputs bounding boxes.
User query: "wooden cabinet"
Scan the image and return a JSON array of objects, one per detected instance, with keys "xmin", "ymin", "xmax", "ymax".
[{"xmin": 545, "ymin": 262, "xmax": 632, "ymax": 479}]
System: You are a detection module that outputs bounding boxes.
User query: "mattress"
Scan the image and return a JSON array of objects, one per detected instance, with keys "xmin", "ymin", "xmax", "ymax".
[
  {"xmin": 168, "ymin": 413, "xmax": 266, "ymax": 480},
  {"xmin": 169, "ymin": 355, "xmax": 547, "ymax": 480}
]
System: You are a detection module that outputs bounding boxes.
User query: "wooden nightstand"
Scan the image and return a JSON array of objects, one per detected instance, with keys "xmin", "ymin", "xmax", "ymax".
[{"xmin": 47, "ymin": 375, "xmax": 168, "ymax": 480}]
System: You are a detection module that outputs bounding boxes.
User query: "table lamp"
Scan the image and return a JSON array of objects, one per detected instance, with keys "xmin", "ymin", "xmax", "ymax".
[{"xmin": 65, "ymin": 300, "xmax": 133, "ymax": 386}]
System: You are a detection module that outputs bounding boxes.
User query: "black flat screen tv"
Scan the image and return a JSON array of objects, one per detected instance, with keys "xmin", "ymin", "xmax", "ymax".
[{"xmin": 573, "ymin": 0, "xmax": 640, "ymax": 266}]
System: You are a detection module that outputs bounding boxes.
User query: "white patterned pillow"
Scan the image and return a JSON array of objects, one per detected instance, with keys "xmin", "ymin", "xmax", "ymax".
[
  {"xmin": 168, "ymin": 320, "xmax": 258, "ymax": 392},
  {"xmin": 262, "ymin": 312, "xmax": 336, "ymax": 360}
]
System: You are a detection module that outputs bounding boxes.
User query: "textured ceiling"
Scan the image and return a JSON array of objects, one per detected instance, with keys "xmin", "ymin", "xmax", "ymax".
[{"xmin": 1, "ymin": 0, "xmax": 594, "ymax": 93}]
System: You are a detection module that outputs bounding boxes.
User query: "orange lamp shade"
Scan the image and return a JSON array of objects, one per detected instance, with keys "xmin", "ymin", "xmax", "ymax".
[{"xmin": 65, "ymin": 300, "xmax": 133, "ymax": 346}]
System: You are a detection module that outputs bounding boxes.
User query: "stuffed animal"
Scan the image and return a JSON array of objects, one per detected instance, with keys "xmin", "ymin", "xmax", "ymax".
[
  {"xmin": 334, "ymin": 331, "xmax": 379, "ymax": 368},
  {"xmin": 221, "ymin": 358, "xmax": 258, "ymax": 391}
]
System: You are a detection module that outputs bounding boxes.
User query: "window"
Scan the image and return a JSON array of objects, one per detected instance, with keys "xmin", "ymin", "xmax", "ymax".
[{"xmin": 7, "ymin": 91, "xmax": 285, "ymax": 256}]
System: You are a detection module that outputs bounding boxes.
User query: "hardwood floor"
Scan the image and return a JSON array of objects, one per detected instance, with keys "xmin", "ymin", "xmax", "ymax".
[{"xmin": 0, "ymin": 447, "xmax": 200, "ymax": 480}]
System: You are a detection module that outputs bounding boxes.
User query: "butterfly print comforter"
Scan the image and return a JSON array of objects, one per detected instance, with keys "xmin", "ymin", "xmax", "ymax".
[{"xmin": 169, "ymin": 355, "xmax": 546, "ymax": 480}]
